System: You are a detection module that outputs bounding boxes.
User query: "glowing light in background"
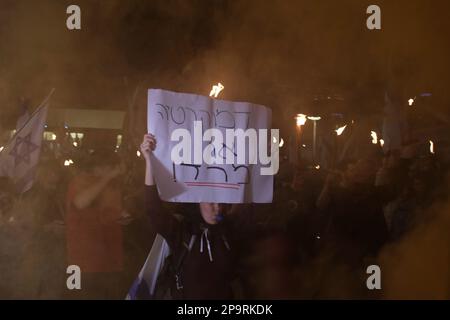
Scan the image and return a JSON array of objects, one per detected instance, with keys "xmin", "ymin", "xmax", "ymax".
[
  {"xmin": 295, "ymin": 114, "xmax": 307, "ymax": 127},
  {"xmin": 408, "ymin": 98, "xmax": 415, "ymax": 106},
  {"xmin": 380, "ymin": 139, "xmax": 385, "ymax": 147},
  {"xmin": 429, "ymin": 140, "xmax": 435, "ymax": 154},
  {"xmin": 335, "ymin": 125, "xmax": 347, "ymax": 136},
  {"xmin": 371, "ymin": 131, "xmax": 378, "ymax": 144},
  {"xmin": 116, "ymin": 135, "xmax": 123, "ymax": 149},
  {"xmin": 209, "ymin": 83, "xmax": 224, "ymax": 98},
  {"xmin": 137, "ymin": 150, "xmax": 141, "ymax": 157}
]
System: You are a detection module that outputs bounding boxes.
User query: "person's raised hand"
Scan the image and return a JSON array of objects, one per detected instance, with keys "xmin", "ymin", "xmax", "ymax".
[{"xmin": 140, "ymin": 133, "xmax": 157, "ymax": 161}]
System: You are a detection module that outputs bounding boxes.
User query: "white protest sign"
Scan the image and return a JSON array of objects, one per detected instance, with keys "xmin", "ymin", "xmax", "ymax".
[{"xmin": 147, "ymin": 89, "xmax": 276, "ymax": 203}]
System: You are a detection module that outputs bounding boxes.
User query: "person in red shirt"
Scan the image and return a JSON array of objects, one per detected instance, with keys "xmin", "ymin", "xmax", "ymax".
[{"xmin": 65, "ymin": 149, "xmax": 125, "ymax": 299}]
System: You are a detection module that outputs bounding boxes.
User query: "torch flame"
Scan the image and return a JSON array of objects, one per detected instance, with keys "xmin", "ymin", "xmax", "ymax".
[
  {"xmin": 209, "ymin": 83, "xmax": 224, "ymax": 98},
  {"xmin": 430, "ymin": 140, "xmax": 435, "ymax": 154},
  {"xmin": 335, "ymin": 125, "xmax": 347, "ymax": 136},
  {"xmin": 371, "ymin": 131, "xmax": 378, "ymax": 144},
  {"xmin": 295, "ymin": 114, "xmax": 307, "ymax": 127}
]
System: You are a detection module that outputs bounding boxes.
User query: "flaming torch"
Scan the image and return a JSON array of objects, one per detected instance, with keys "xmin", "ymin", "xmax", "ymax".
[
  {"xmin": 209, "ymin": 83, "xmax": 224, "ymax": 98},
  {"xmin": 332, "ymin": 124, "xmax": 347, "ymax": 168},
  {"xmin": 295, "ymin": 114, "xmax": 307, "ymax": 127},
  {"xmin": 335, "ymin": 125, "xmax": 347, "ymax": 136},
  {"xmin": 371, "ymin": 131, "xmax": 378, "ymax": 144}
]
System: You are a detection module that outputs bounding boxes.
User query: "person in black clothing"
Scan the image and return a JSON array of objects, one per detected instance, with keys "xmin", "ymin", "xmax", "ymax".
[{"xmin": 140, "ymin": 134, "xmax": 242, "ymax": 300}]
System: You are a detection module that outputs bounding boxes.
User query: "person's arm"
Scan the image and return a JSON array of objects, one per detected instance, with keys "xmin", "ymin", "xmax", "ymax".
[
  {"xmin": 141, "ymin": 134, "xmax": 179, "ymax": 244},
  {"xmin": 72, "ymin": 167, "xmax": 121, "ymax": 210}
]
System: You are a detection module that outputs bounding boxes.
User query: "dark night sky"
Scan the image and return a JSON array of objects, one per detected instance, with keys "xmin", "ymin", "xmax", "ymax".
[{"xmin": 0, "ymin": 0, "xmax": 449, "ymax": 127}]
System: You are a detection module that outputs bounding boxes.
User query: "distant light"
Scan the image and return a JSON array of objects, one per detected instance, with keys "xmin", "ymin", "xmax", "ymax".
[
  {"xmin": 295, "ymin": 114, "xmax": 307, "ymax": 127},
  {"xmin": 371, "ymin": 131, "xmax": 378, "ymax": 144},
  {"xmin": 315, "ymin": 165, "xmax": 320, "ymax": 170},
  {"xmin": 380, "ymin": 139, "xmax": 385, "ymax": 147},
  {"xmin": 209, "ymin": 83, "xmax": 224, "ymax": 98},
  {"xmin": 307, "ymin": 116, "xmax": 321, "ymax": 121},
  {"xmin": 302, "ymin": 144, "xmax": 306, "ymax": 148},
  {"xmin": 44, "ymin": 124, "xmax": 48, "ymax": 129},
  {"xmin": 64, "ymin": 124, "xmax": 68, "ymax": 129},
  {"xmin": 117, "ymin": 134, "xmax": 123, "ymax": 148},
  {"xmin": 137, "ymin": 150, "xmax": 141, "ymax": 157},
  {"xmin": 279, "ymin": 138, "xmax": 284, "ymax": 148},
  {"xmin": 430, "ymin": 140, "xmax": 435, "ymax": 154},
  {"xmin": 272, "ymin": 136, "xmax": 277, "ymax": 144},
  {"xmin": 64, "ymin": 159, "xmax": 74, "ymax": 167},
  {"xmin": 316, "ymin": 235, "xmax": 321, "ymax": 240},
  {"xmin": 73, "ymin": 142, "xmax": 78, "ymax": 147},
  {"xmin": 335, "ymin": 125, "xmax": 347, "ymax": 136},
  {"xmin": 408, "ymin": 98, "xmax": 415, "ymax": 106},
  {"xmin": 51, "ymin": 134, "xmax": 57, "ymax": 140},
  {"xmin": 0, "ymin": 146, "xmax": 4, "ymax": 153}
]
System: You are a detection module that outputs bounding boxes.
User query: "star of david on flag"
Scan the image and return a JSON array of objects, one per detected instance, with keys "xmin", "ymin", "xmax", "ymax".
[{"xmin": 0, "ymin": 89, "xmax": 54, "ymax": 193}]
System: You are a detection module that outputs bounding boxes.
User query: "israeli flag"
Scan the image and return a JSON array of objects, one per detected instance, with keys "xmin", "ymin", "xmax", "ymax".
[{"xmin": 126, "ymin": 234, "xmax": 171, "ymax": 300}]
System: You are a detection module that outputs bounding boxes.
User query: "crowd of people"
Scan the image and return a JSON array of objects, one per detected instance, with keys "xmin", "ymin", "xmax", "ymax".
[{"xmin": 0, "ymin": 123, "xmax": 448, "ymax": 300}]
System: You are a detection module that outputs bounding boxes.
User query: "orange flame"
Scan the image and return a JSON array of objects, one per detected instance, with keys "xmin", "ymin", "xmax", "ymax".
[
  {"xmin": 295, "ymin": 114, "xmax": 307, "ymax": 127},
  {"xmin": 371, "ymin": 131, "xmax": 378, "ymax": 144},
  {"xmin": 209, "ymin": 83, "xmax": 224, "ymax": 98},
  {"xmin": 335, "ymin": 125, "xmax": 347, "ymax": 136}
]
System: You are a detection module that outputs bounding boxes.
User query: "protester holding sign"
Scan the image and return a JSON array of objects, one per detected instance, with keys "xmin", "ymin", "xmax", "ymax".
[{"xmin": 140, "ymin": 133, "xmax": 242, "ymax": 299}]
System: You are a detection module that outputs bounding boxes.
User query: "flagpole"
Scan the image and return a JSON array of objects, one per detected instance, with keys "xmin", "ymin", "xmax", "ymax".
[{"xmin": 3, "ymin": 88, "xmax": 55, "ymax": 150}]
